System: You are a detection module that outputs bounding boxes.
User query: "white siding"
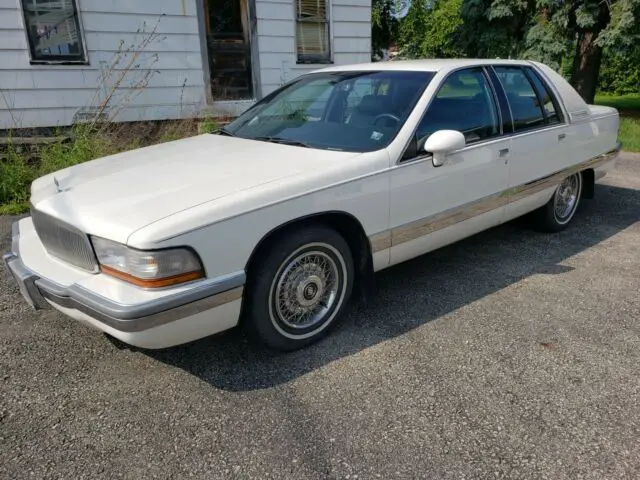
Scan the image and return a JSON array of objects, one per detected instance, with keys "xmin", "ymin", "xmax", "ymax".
[
  {"xmin": 0, "ymin": 0, "xmax": 206, "ymax": 129},
  {"xmin": 255, "ymin": 0, "xmax": 371, "ymax": 96},
  {"xmin": 0, "ymin": 0, "xmax": 372, "ymax": 129}
]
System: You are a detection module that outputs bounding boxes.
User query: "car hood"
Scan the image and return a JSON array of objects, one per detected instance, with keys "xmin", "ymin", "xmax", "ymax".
[{"xmin": 30, "ymin": 134, "xmax": 359, "ymax": 244}]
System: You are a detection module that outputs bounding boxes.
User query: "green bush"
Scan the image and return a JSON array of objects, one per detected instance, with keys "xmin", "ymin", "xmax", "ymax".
[
  {"xmin": 0, "ymin": 119, "xmax": 212, "ymax": 214},
  {"xmin": 599, "ymin": 50, "xmax": 640, "ymax": 96},
  {"xmin": 1, "ymin": 125, "xmax": 128, "ymax": 213},
  {"xmin": 0, "ymin": 144, "xmax": 36, "ymax": 209}
]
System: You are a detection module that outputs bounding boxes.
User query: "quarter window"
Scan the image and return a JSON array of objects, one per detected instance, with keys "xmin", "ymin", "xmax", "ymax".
[
  {"xmin": 296, "ymin": 0, "xmax": 331, "ymax": 63},
  {"xmin": 20, "ymin": 0, "xmax": 86, "ymax": 64},
  {"xmin": 494, "ymin": 67, "xmax": 546, "ymax": 131},
  {"xmin": 525, "ymin": 68, "xmax": 563, "ymax": 124},
  {"xmin": 416, "ymin": 68, "xmax": 500, "ymax": 144}
]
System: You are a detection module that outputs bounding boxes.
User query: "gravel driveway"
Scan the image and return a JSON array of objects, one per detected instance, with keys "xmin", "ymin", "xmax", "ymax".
[{"xmin": 1, "ymin": 153, "xmax": 639, "ymax": 480}]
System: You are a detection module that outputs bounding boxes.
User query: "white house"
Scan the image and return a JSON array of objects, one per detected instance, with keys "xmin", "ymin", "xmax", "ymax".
[{"xmin": 0, "ymin": 0, "xmax": 372, "ymax": 130}]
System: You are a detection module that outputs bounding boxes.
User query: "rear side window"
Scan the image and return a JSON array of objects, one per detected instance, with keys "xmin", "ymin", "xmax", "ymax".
[
  {"xmin": 494, "ymin": 66, "xmax": 545, "ymax": 131},
  {"xmin": 525, "ymin": 68, "xmax": 563, "ymax": 124}
]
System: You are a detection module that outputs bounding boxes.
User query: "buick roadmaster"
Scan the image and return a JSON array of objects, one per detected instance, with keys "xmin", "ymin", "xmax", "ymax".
[{"xmin": 3, "ymin": 59, "xmax": 621, "ymax": 351}]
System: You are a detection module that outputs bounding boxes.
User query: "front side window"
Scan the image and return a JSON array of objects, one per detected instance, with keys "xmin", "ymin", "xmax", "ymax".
[
  {"xmin": 21, "ymin": 0, "xmax": 86, "ymax": 63},
  {"xmin": 223, "ymin": 70, "xmax": 435, "ymax": 152},
  {"xmin": 296, "ymin": 0, "xmax": 330, "ymax": 63},
  {"xmin": 416, "ymin": 67, "xmax": 500, "ymax": 144},
  {"xmin": 494, "ymin": 67, "xmax": 545, "ymax": 131}
]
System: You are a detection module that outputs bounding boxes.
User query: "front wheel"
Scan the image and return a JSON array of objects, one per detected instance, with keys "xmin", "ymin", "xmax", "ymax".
[
  {"xmin": 243, "ymin": 225, "xmax": 354, "ymax": 351},
  {"xmin": 531, "ymin": 172, "xmax": 583, "ymax": 232}
]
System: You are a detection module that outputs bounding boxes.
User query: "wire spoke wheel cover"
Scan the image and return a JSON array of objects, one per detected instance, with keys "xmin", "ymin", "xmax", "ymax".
[
  {"xmin": 268, "ymin": 243, "xmax": 348, "ymax": 339},
  {"xmin": 553, "ymin": 173, "xmax": 582, "ymax": 224}
]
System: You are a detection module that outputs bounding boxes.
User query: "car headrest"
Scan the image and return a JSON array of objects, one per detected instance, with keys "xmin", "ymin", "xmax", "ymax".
[{"xmin": 356, "ymin": 95, "xmax": 390, "ymax": 115}]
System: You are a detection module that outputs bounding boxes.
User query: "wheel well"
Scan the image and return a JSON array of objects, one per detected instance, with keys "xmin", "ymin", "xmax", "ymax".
[
  {"xmin": 244, "ymin": 212, "xmax": 375, "ymax": 303},
  {"xmin": 582, "ymin": 169, "xmax": 595, "ymax": 199}
]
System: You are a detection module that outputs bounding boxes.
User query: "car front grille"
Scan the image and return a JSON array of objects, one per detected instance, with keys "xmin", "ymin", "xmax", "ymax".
[{"xmin": 31, "ymin": 208, "xmax": 98, "ymax": 272}]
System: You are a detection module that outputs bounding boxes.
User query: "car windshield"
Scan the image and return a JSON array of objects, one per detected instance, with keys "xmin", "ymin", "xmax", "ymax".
[{"xmin": 221, "ymin": 70, "xmax": 435, "ymax": 152}]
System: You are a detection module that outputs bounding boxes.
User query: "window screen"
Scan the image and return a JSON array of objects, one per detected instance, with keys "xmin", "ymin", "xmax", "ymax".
[
  {"xmin": 494, "ymin": 67, "xmax": 545, "ymax": 131},
  {"xmin": 296, "ymin": 0, "xmax": 330, "ymax": 63},
  {"xmin": 21, "ymin": 0, "xmax": 86, "ymax": 63}
]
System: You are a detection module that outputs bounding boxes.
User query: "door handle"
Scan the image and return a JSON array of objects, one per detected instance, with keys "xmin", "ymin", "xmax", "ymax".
[
  {"xmin": 558, "ymin": 133, "xmax": 566, "ymax": 141},
  {"xmin": 499, "ymin": 148, "xmax": 510, "ymax": 164}
]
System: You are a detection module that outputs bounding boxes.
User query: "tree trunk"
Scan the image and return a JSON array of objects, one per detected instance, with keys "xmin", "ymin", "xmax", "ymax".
[
  {"xmin": 570, "ymin": 5, "xmax": 610, "ymax": 104},
  {"xmin": 570, "ymin": 31, "xmax": 603, "ymax": 104}
]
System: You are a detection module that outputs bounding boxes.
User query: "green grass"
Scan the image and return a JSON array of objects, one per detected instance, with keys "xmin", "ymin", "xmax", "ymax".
[
  {"xmin": 595, "ymin": 93, "xmax": 640, "ymax": 152},
  {"xmin": 594, "ymin": 93, "xmax": 640, "ymax": 112},
  {"xmin": 617, "ymin": 117, "xmax": 640, "ymax": 152}
]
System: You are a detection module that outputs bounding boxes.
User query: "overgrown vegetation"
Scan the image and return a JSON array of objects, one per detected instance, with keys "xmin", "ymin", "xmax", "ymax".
[{"xmin": 0, "ymin": 118, "xmax": 218, "ymax": 214}]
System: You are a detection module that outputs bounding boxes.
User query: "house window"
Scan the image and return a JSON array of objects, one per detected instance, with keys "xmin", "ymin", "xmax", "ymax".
[
  {"xmin": 21, "ymin": 0, "xmax": 87, "ymax": 64},
  {"xmin": 295, "ymin": 0, "xmax": 331, "ymax": 64}
]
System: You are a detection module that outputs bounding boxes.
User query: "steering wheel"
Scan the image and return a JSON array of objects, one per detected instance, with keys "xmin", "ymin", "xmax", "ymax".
[{"xmin": 373, "ymin": 113, "xmax": 400, "ymax": 126}]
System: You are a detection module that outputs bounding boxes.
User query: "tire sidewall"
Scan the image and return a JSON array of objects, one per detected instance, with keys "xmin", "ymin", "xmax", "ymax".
[{"xmin": 245, "ymin": 225, "xmax": 354, "ymax": 350}]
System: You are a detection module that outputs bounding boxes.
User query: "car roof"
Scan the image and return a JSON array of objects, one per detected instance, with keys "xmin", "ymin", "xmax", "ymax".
[{"xmin": 313, "ymin": 58, "xmax": 533, "ymax": 74}]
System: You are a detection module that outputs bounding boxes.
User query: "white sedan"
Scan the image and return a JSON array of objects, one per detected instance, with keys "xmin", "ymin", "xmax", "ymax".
[{"xmin": 4, "ymin": 59, "xmax": 620, "ymax": 351}]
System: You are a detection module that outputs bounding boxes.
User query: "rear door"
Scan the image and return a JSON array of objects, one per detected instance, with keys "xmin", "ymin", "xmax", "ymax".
[
  {"xmin": 491, "ymin": 66, "xmax": 572, "ymax": 217},
  {"xmin": 388, "ymin": 67, "xmax": 511, "ymax": 266}
]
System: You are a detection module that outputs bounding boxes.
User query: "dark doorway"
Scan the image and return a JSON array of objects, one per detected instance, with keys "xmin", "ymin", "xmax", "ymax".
[{"xmin": 204, "ymin": 0, "xmax": 254, "ymax": 99}]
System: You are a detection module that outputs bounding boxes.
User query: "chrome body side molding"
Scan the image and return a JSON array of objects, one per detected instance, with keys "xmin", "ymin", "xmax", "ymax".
[{"xmin": 370, "ymin": 144, "xmax": 620, "ymax": 253}]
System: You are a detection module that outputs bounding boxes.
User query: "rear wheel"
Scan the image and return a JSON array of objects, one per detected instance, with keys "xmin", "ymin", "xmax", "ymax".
[
  {"xmin": 531, "ymin": 172, "xmax": 583, "ymax": 232},
  {"xmin": 243, "ymin": 225, "xmax": 354, "ymax": 351}
]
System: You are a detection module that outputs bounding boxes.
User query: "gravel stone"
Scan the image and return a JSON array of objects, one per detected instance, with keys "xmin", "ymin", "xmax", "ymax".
[{"xmin": 0, "ymin": 153, "xmax": 638, "ymax": 479}]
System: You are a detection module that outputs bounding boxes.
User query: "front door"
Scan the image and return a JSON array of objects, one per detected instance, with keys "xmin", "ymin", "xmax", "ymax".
[{"xmin": 389, "ymin": 67, "xmax": 511, "ymax": 266}]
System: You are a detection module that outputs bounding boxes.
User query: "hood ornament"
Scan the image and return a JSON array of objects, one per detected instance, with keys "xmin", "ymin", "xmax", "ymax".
[{"xmin": 53, "ymin": 176, "xmax": 70, "ymax": 193}]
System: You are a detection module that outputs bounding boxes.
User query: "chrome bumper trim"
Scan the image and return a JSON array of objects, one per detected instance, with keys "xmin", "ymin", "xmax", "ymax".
[{"xmin": 3, "ymin": 221, "xmax": 245, "ymax": 333}]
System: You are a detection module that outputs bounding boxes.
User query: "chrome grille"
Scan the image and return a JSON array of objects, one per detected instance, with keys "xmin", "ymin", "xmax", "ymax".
[{"xmin": 31, "ymin": 208, "xmax": 98, "ymax": 272}]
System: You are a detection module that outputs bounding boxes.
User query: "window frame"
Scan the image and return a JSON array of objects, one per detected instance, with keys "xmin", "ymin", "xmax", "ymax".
[
  {"xmin": 400, "ymin": 66, "xmax": 504, "ymax": 163},
  {"xmin": 485, "ymin": 66, "xmax": 514, "ymax": 134},
  {"xmin": 294, "ymin": 0, "xmax": 332, "ymax": 65},
  {"xmin": 492, "ymin": 65, "xmax": 547, "ymax": 132},
  {"xmin": 20, "ymin": 0, "xmax": 89, "ymax": 65},
  {"xmin": 490, "ymin": 65, "xmax": 570, "ymax": 134},
  {"xmin": 397, "ymin": 63, "xmax": 572, "ymax": 165}
]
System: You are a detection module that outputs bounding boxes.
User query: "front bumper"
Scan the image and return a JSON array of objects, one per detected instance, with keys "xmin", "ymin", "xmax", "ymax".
[{"xmin": 3, "ymin": 220, "xmax": 245, "ymax": 348}]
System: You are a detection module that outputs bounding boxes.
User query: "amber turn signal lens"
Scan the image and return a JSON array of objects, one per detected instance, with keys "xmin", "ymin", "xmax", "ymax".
[{"xmin": 100, "ymin": 265, "xmax": 204, "ymax": 288}]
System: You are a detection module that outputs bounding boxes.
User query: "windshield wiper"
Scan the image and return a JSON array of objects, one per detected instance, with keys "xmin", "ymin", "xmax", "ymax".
[
  {"xmin": 213, "ymin": 126, "xmax": 236, "ymax": 137},
  {"xmin": 254, "ymin": 136, "xmax": 311, "ymax": 148}
]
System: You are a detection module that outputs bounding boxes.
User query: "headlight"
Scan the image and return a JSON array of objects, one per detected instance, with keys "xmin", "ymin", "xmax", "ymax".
[{"xmin": 91, "ymin": 237, "xmax": 204, "ymax": 288}]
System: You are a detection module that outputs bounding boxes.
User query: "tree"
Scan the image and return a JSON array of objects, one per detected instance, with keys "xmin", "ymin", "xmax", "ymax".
[
  {"xmin": 372, "ymin": 0, "xmax": 399, "ymax": 59},
  {"xmin": 458, "ymin": 0, "xmax": 534, "ymax": 59},
  {"xmin": 522, "ymin": 0, "xmax": 640, "ymax": 103},
  {"xmin": 459, "ymin": 0, "xmax": 640, "ymax": 103},
  {"xmin": 398, "ymin": 0, "xmax": 464, "ymax": 58},
  {"xmin": 376, "ymin": 0, "xmax": 639, "ymax": 102}
]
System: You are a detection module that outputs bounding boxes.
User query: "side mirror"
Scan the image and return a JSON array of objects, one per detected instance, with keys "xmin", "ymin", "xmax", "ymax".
[{"xmin": 423, "ymin": 130, "xmax": 466, "ymax": 167}]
